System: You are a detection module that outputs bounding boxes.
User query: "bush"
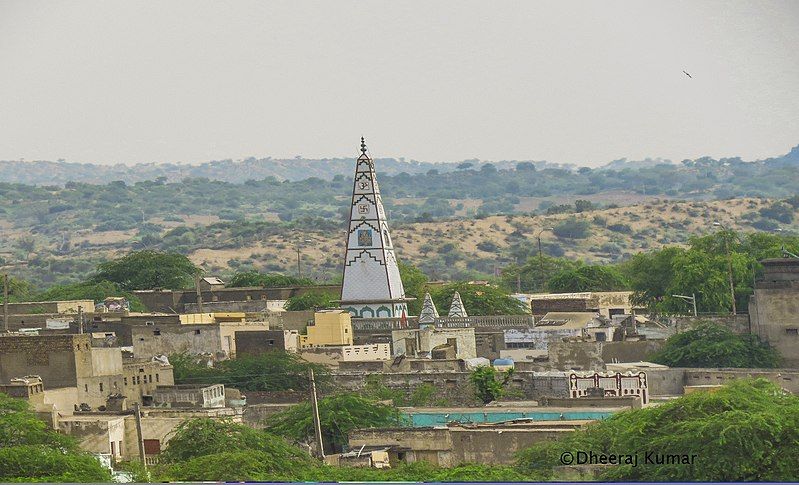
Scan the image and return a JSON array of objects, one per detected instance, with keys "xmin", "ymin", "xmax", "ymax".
[
  {"xmin": 552, "ymin": 217, "xmax": 591, "ymax": 239},
  {"xmin": 650, "ymin": 322, "xmax": 780, "ymax": 368}
]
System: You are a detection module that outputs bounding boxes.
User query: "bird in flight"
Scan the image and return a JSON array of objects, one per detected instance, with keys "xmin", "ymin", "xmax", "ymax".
[{"xmin": 683, "ymin": 70, "xmax": 693, "ymax": 79}]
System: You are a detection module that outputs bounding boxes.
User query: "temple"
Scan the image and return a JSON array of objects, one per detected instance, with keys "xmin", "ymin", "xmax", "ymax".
[{"xmin": 340, "ymin": 138, "xmax": 411, "ymax": 318}]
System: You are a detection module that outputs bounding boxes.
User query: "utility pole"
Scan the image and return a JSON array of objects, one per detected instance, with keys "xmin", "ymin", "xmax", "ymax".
[
  {"xmin": 672, "ymin": 294, "xmax": 697, "ymax": 317},
  {"xmin": 308, "ymin": 369, "xmax": 325, "ymax": 459},
  {"xmin": 296, "ymin": 246, "xmax": 302, "ymax": 279},
  {"xmin": 132, "ymin": 402, "xmax": 148, "ymax": 471},
  {"xmin": 77, "ymin": 305, "xmax": 84, "ymax": 334},
  {"xmin": 3, "ymin": 274, "xmax": 8, "ymax": 333},
  {"xmin": 713, "ymin": 222, "xmax": 737, "ymax": 315},
  {"xmin": 536, "ymin": 228, "xmax": 553, "ymax": 291},
  {"xmin": 195, "ymin": 274, "xmax": 204, "ymax": 313},
  {"xmin": 516, "ymin": 273, "xmax": 521, "ymax": 293}
]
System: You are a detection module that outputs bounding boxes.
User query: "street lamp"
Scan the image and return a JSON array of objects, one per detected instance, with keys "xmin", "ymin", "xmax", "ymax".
[
  {"xmin": 536, "ymin": 227, "xmax": 554, "ymax": 291},
  {"xmin": 672, "ymin": 294, "xmax": 698, "ymax": 317},
  {"xmin": 712, "ymin": 221, "xmax": 737, "ymax": 315},
  {"xmin": 296, "ymin": 239, "xmax": 313, "ymax": 279}
]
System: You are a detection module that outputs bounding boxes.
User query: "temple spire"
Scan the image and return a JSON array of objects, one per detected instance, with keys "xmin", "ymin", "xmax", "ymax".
[
  {"xmin": 339, "ymin": 138, "xmax": 409, "ymax": 318},
  {"xmin": 448, "ymin": 291, "xmax": 468, "ymax": 318}
]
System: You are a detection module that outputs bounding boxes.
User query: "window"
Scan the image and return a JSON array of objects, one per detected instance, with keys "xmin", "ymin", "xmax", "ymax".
[
  {"xmin": 195, "ymin": 329, "xmax": 201, "ymax": 335},
  {"xmin": 145, "ymin": 321, "xmax": 154, "ymax": 326},
  {"xmin": 153, "ymin": 330, "xmax": 161, "ymax": 336},
  {"xmin": 344, "ymin": 328, "xmax": 348, "ymax": 333},
  {"xmin": 149, "ymin": 374, "xmax": 153, "ymax": 383},
  {"xmin": 124, "ymin": 377, "xmax": 128, "ymax": 386},
  {"xmin": 99, "ymin": 383, "xmax": 104, "ymax": 392},
  {"xmin": 787, "ymin": 328, "xmax": 799, "ymax": 336},
  {"xmin": 84, "ymin": 384, "xmax": 88, "ymax": 392},
  {"xmin": 155, "ymin": 373, "xmax": 159, "ymax": 382}
]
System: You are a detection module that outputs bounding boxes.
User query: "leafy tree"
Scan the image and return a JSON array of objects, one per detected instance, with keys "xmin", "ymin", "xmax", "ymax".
[
  {"xmin": 171, "ymin": 351, "xmax": 328, "ymax": 392},
  {"xmin": 284, "ymin": 291, "xmax": 337, "ymax": 311},
  {"xmin": 622, "ymin": 247, "xmax": 685, "ymax": 312},
  {"xmin": 227, "ymin": 271, "xmax": 314, "ymax": 288},
  {"xmin": 573, "ymin": 199, "xmax": 594, "ymax": 212},
  {"xmin": 547, "ymin": 265, "xmax": 630, "ymax": 293},
  {"xmin": 0, "ymin": 393, "xmax": 111, "ymax": 482},
  {"xmin": 34, "ymin": 280, "xmax": 145, "ymax": 311},
  {"xmin": 649, "ymin": 322, "xmax": 780, "ymax": 368},
  {"xmin": 93, "ymin": 250, "xmax": 199, "ymax": 290},
  {"xmin": 552, "ymin": 217, "xmax": 591, "ymax": 239},
  {"xmin": 0, "ymin": 276, "xmax": 33, "ymax": 303},
  {"xmin": 398, "ymin": 261, "xmax": 428, "ymax": 315},
  {"xmin": 266, "ymin": 393, "xmax": 403, "ymax": 453},
  {"xmin": 159, "ymin": 419, "xmax": 315, "ymax": 481},
  {"xmin": 501, "ymin": 256, "xmax": 581, "ymax": 293},
  {"xmin": 470, "ymin": 365, "xmax": 514, "ymax": 404},
  {"xmin": 516, "ymin": 379, "xmax": 799, "ymax": 481},
  {"xmin": 430, "ymin": 282, "xmax": 528, "ymax": 316}
]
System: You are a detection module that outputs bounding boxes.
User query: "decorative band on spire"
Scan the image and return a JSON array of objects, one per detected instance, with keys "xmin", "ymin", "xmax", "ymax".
[{"xmin": 360, "ymin": 136, "xmax": 367, "ymax": 155}]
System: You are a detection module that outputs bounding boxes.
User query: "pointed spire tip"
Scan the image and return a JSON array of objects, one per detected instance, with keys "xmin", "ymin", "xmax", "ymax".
[{"xmin": 360, "ymin": 136, "xmax": 367, "ymax": 155}]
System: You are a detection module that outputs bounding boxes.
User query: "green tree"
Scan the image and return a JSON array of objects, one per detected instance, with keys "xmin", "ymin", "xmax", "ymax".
[
  {"xmin": 398, "ymin": 261, "xmax": 428, "ymax": 315},
  {"xmin": 0, "ymin": 393, "xmax": 111, "ymax": 482},
  {"xmin": 159, "ymin": 419, "xmax": 315, "ymax": 481},
  {"xmin": 93, "ymin": 250, "xmax": 199, "ymax": 290},
  {"xmin": 622, "ymin": 247, "xmax": 685, "ymax": 312},
  {"xmin": 0, "ymin": 276, "xmax": 34, "ymax": 303},
  {"xmin": 516, "ymin": 379, "xmax": 799, "ymax": 481},
  {"xmin": 171, "ymin": 351, "xmax": 328, "ymax": 392},
  {"xmin": 227, "ymin": 271, "xmax": 314, "ymax": 288},
  {"xmin": 501, "ymin": 256, "xmax": 580, "ymax": 293},
  {"xmin": 266, "ymin": 393, "xmax": 403, "ymax": 453},
  {"xmin": 546, "ymin": 265, "xmax": 630, "ymax": 293},
  {"xmin": 470, "ymin": 366, "xmax": 514, "ymax": 404},
  {"xmin": 430, "ymin": 282, "xmax": 528, "ymax": 316},
  {"xmin": 284, "ymin": 291, "xmax": 337, "ymax": 311},
  {"xmin": 649, "ymin": 322, "xmax": 780, "ymax": 368}
]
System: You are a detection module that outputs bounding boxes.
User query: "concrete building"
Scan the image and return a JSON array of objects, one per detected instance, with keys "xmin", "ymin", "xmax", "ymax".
[
  {"xmin": 234, "ymin": 329, "xmax": 300, "ymax": 356},
  {"xmin": 299, "ymin": 310, "xmax": 353, "ymax": 348},
  {"xmin": 152, "ymin": 384, "xmax": 226, "ymax": 408},
  {"xmin": 391, "ymin": 327, "xmax": 477, "ymax": 360},
  {"xmin": 131, "ymin": 317, "xmax": 272, "ymax": 360},
  {"xmin": 0, "ymin": 334, "xmax": 174, "ymax": 411},
  {"xmin": 528, "ymin": 292, "xmax": 640, "ymax": 318},
  {"xmin": 749, "ymin": 258, "xmax": 799, "ymax": 367},
  {"xmin": 132, "ymin": 285, "xmax": 340, "ymax": 313},
  {"xmin": 348, "ymin": 420, "xmax": 584, "ymax": 466},
  {"xmin": 341, "ymin": 344, "xmax": 391, "ymax": 361},
  {"xmin": 0, "ymin": 299, "xmax": 94, "ymax": 315}
]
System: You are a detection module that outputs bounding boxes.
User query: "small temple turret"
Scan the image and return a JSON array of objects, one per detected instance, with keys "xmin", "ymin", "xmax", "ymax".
[
  {"xmin": 418, "ymin": 292, "xmax": 439, "ymax": 325},
  {"xmin": 447, "ymin": 291, "xmax": 468, "ymax": 317}
]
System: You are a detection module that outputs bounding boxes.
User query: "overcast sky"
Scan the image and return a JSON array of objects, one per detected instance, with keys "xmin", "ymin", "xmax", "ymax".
[{"xmin": 1, "ymin": 1, "xmax": 798, "ymax": 166}]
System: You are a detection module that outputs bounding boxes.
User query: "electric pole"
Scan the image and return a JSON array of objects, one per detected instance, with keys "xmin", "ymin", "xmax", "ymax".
[
  {"xmin": 3, "ymin": 274, "xmax": 9, "ymax": 333},
  {"xmin": 308, "ymin": 369, "xmax": 325, "ymax": 459},
  {"xmin": 132, "ymin": 402, "xmax": 148, "ymax": 470}
]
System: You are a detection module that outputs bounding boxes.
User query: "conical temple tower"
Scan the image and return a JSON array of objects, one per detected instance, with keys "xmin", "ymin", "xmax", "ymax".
[
  {"xmin": 340, "ymin": 138, "xmax": 410, "ymax": 318},
  {"xmin": 418, "ymin": 292, "xmax": 439, "ymax": 325},
  {"xmin": 448, "ymin": 291, "xmax": 468, "ymax": 318}
]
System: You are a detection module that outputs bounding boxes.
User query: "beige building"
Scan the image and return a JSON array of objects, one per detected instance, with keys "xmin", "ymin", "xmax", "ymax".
[
  {"xmin": 391, "ymin": 327, "xmax": 477, "ymax": 360},
  {"xmin": 132, "ymin": 315, "xmax": 272, "ymax": 360},
  {"xmin": 0, "ymin": 334, "xmax": 174, "ymax": 412},
  {"xmin": 299, "ymin": 310, "xmax": 353, "ymax": 348},
  {"xmin": 0, "ymin": 299, "xmax": 94, "ymax": 315},
  {"xmin": 528, "ymin": 291, "xmax": 640, "ymax": 318},
  {"xmin": 749, "ymin": 258, "xmax": 799, "ymax": 367}
]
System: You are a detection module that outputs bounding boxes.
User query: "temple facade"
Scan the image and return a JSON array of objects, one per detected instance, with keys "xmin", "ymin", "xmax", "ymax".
[{"xmin": 340, "ymin": 138, "xmax": 410, "ymax": 318}]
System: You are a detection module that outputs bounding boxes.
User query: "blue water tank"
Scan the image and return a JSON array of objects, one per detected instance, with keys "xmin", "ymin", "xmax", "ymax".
[{"xmin": 493, "ymin": 358, "xmax": 514, "ymax": 367}]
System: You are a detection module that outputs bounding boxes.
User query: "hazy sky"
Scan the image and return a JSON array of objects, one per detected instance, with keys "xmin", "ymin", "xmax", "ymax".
[{"xmin": 1, "ymin": 1, "xmax": 798, "ymax": 166}]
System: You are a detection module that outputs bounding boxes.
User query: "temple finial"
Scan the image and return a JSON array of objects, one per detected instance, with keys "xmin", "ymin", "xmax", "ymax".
[{"xmin": 360, "ymin": 136, "xmax": 367, "ymax": 155}]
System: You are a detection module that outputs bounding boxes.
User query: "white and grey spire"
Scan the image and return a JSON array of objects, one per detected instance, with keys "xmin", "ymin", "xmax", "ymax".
[
  {"xmin": 418, "ymin": 292, "xmax": 439, "ymax": 325},
  {"xmin": 340, "ymin": 138, "xmax": 409, "ymax": 318},
  {"xmin": 448, "ymin": 291, "xmax": 468, "ymax": 318}
]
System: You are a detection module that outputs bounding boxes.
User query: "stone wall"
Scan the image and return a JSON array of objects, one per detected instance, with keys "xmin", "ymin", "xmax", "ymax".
[
  {"xmin": 0, "ymin": 334, "xmax": 86, "ymax": 389},
  {"xmin": 132, "ymin": 324, "xmax": 222, "ymax": 360},
  {"xmin": 133, "ymin": 286, "xmax": 340, "ymax": 313},
  {"xmin": 670, "ymin": 314, "xmax": 751, "ymax": 335},
  {"xmin": 547, "ymin": 340, "xmax": 666, "ymax": 371}
]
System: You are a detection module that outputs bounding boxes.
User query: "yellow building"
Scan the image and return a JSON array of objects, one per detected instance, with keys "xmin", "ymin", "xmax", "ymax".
[
  {"xmin": 299, "ymin": 310, "xmax": 353, "ymax": 348},
  {"xmin": 178, "ymin": 313, "xmax": 246, "ymax": 324}
]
